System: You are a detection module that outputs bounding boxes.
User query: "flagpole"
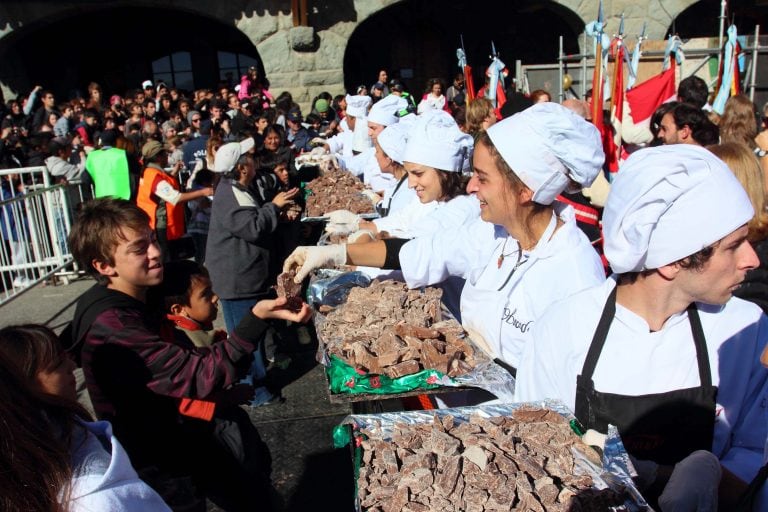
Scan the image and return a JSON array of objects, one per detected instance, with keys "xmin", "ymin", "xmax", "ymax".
[
  {"xmin": 718, "ymin": 0, "xmax": 727, "ymax": 72},
  {"xmin": 749, "ymin": 25, "xmax": 759, "ymax": 102},
  {"xmin": 559, "ymin": 35, "xmax": 564, "ymax": 102}
]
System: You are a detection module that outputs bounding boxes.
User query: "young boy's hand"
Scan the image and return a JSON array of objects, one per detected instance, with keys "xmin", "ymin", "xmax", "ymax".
[
  {"xmin": 272, "ymin": 188, "xmax": 299, "ymax": 209},
  {"xmin": 252, "ymin": 297, "xmax": 312, "ymax": 323}
]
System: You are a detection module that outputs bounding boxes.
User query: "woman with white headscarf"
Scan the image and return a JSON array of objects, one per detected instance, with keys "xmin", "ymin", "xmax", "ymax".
[
  {"xmin": 516, "ymin": 145, "xmax": 767, "ymax": 510},
  {"xmin": 285, "ymin": 103, "xmax": 606, "ymax": 384}
]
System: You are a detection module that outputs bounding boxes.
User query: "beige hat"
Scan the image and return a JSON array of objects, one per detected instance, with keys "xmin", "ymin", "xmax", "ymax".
[{"xmin": 141, "ymin": 140, "xmax": 164, "ymax": 160}]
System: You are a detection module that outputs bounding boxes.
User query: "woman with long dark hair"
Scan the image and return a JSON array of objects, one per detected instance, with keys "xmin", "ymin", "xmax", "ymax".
[{"xmin": 0, "ymin": 324, "xmax": 169, "ymax": 511}]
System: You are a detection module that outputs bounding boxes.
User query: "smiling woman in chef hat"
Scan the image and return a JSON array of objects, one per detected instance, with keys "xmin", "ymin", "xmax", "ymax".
[{"xmin": 285, "ymin": 102, "xmax": 606, "ymax": 397}]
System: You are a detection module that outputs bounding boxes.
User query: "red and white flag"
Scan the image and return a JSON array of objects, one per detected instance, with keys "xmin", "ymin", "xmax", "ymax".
[{"xmin": 625, "ymin": 61, "xmax": 676, "ymax": 126}]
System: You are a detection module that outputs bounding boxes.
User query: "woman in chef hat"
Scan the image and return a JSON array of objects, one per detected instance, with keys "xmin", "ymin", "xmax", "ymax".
[
  {"xmin": 346, "ymin": 109, "xmax": 478, "ymax": 317},
  {"xmin": 286, "ymin": 102, "xmax": 605, "ymax": 395}
]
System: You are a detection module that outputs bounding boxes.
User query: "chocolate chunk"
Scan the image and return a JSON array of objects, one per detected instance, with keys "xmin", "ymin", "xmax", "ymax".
[
  {"xmin": 275, "ymin": 270, "xmax": 303, "ymax": 311},
  {"xmin": 382, "ymin": 359, "xmax": 420, "ymax": 379},
  {"xmin": 355, "ymin": 408, "xmax": 614, "ymax": 510},
  {"xmin": 434, "ymin": 455, "xmax": 461, "ymax": 495}
]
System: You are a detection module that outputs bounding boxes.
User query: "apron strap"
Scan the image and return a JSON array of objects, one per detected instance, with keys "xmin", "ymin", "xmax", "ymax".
[
  {"xmin": 378, "ymin": 174, "xmax": 408, "ymax": 217},
  {"xmin": 686, "ymin": 303, "xmax": 713, "ymax": 388},
  {"xmin": 581, "ymin": 288, "xmax": 712, "ymax": 388},
  {"xmin": 579, "ymin": 285, "xmax": 618, "ymax": 379}
]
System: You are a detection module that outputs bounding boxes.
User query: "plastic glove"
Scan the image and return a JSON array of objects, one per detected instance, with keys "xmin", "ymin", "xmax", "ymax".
[
  {"xmin": 283, "ymin": 244, "xmax": 347, "ymax": 283},
  {"xmin": 361, "ymin": 189, "xmax": 382, "ymax": 204},
  {"xmin": 581, "ymin": 429, "xmax": 607, "ymax": 450},
  {"xmin": 325, "ymin": 209, "xmax": 360, "ymax": 235},
  {"xmin": 657, "ymin": 450, "xmax": 720, "ymax": 512},
  {"xmin": 327, "ymin": 209, "xmax": 359, "ymax": 225},
  {"xmin": 347, "ymin": 229, "xmax": 376, "ymax": 243}
]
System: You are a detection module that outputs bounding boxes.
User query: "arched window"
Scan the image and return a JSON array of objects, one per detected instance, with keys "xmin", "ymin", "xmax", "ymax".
[
  {"xmin": 152, "ymin": 52, "xmax": 194, "ymax": 91},
  {"xmin": 217, "ymin": 52, "xmax": 260, "ymax": 86}
]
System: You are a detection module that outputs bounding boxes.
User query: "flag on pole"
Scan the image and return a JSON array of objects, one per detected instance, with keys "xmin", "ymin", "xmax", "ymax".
[
  {"xmin": 625, "ymin": 63, "xmax": 677, "ymax": 125},
  {"xmin": 457, "ymin": 38, "xmax": 476, "ymax": 101},
  {"xmin": 486, "ymin": 41, "xmax": 508, "ymax": 114},
  {"xmin": 712, "ymin": 24, "xmax": 742, "ymax": 114},
  {"xmin": 606, "ymin": 36, "xmax": 625, "ymax": 175},
  {"xmin": 586, "ymin": 1, "xmax": 609, "ymax": 129},
  {"xmin": 627, "ymin": 22, "xmax": 646, "ymax": 89}
]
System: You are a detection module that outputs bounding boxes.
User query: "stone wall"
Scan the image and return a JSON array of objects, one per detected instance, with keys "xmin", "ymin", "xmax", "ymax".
[{"xmin": 0, "ymin": 0, "xmax": 701, "ymax": 112}]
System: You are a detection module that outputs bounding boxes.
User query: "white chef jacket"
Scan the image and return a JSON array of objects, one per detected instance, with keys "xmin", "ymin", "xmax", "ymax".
[
  {"xmin": 400, "ymin": 203, "xmax": 604, "ymax": 368},
  {"xmin": 326, "ymin": 123, "xmax": 354, "ymax": 163},
  {"xmin": 378, "ymin": 177, "xmax": 417, "ymax": 217},
  {"xmin": 373, "ymin": 197, "xmax": 438, "ymax": 239},
  {"xmin": 516, "ymin": 276, "xmax": 768, "ymax": 485},
  {"xmin": 361, "ymin": 195, "xmax": 480, "ymax": 318},
  {"xmin": 344, "ymin": 147, "xmax": 397, "ymax": 192}
]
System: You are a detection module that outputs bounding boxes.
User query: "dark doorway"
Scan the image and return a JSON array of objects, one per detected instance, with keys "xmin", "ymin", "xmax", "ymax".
[
  {"xmin": 670, "ymin": 0, "xmax": 768, "ymax": 38},
  {"xmin": 343, "ymin": 0, "xmax": 582, "ymax": 97},
  {"xmin": 0, "ymin": 6, "xmax": 263, "ymax": 101}
]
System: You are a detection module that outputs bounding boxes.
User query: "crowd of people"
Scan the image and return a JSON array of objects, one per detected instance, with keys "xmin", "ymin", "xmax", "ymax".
[{"xmin": 1, "ymin": 62, "xmax": 768, "ymax": 512}]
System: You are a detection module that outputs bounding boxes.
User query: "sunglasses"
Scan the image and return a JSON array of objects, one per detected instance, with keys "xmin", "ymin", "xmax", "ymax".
[{"xmin": 192, "ymin": 118, "xmax": 201, "ymax": 123}]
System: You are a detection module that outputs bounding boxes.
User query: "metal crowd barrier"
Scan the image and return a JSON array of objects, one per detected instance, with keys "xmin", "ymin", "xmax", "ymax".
[{"xmin": 0, "ymin": 166, "xmax": 92, "ymax": 306}]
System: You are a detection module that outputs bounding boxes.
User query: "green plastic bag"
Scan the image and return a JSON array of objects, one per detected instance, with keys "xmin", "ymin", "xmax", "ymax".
[{"xmin": 326, "ymin": 355, "xmax": 445, "ymax": 395}]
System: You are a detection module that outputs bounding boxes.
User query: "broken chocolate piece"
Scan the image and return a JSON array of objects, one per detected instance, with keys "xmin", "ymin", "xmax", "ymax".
[{"xmin": 275, "ymin": 270, "xmax": 303, "ymax": 311}]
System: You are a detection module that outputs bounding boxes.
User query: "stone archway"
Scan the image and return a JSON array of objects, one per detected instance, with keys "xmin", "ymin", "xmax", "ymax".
[
  {"xmin": 342, "ymin": 0, "xmax": 584, "ymax": 96},
  {"xmin": 669, "ymin": 0, "xmax": 768, "ymax": 37},
  {"xmin": 0, "ymin": 4, "xmax": 266, "ymax": 100}
]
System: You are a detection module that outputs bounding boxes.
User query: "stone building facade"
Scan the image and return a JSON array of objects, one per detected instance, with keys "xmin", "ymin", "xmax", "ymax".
[{"xmin": 0, "ymin": 0, "xmax": 706, "ymax": 110}]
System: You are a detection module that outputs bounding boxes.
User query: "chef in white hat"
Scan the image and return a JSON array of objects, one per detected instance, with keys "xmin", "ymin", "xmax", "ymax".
[
  {"xmin": 517, "ymin": 144, "xmax": 767, "ymax": 510},
  {"xmin": 323, "ymin": 94, "xmax": 371, "ymax": 165},
  {"xmin": 285, "ymin": 103, "xmax": 605, "ymax": 386},
  {"xmin": 345, "ymin": 93, "xmax": 409, "ymax": 192}
]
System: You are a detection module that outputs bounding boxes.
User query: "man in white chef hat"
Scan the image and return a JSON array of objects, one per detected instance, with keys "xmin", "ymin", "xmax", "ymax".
[
  {"xmin": 517, "ymin": 144, "xmax": 768, "ymax": 510},
  {"xmin": 322, "ymin": 94, "xmax": 372, "ymax": 164},
  {"xmin": 347, "ymin": 93, "xmax": 410, "ymax": 192},
  {"xmin": 325, "ymin": 93, "xmax": 412, "ymax": 232}
]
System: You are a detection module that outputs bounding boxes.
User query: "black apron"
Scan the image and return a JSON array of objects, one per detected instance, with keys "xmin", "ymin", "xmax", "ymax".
[
  {"xmin": 575, "ymin": 286, "xmax": 718, "ymax": 466},
  {"xmin": 376, "ymin": 174, "xmax": 408, "ymax": 217}
]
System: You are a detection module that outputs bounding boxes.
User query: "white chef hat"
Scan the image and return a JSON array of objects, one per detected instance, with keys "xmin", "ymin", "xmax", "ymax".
[
  {"xmin": 352, "ymin": 112, "xmax": 372, "ymax": 153},
  {"xmin": 403, "ymin": 110, "xmax": 473, "ymax": 173},
  {"xmin": 367, "ymin": 95, "xmax": 408, "ymax": 127},
  {"xmin": 604, "ymin": 145, "xmax": 754, "ymax": 273},
  {"xmin": 486, "ymin": 102, "xmax": 604, "ymax": 205},
  {"xmin": 213, "ymin": 137, "xmax": 255, "ymax": 173},
  {"xmin": 346, "ymin": 94, "xmax": 372, "ymax": 118},
  {"xmin": 377, "ymin": 122, "xmax": 409, "ymax": 164}
]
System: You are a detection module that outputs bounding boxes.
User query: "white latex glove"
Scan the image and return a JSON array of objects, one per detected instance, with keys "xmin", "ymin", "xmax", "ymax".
[
  {"xmin": 581, "ymin": 429, "xmax": 607, "ymax": 450},
  {"xmin": 347, "ymin": 229, "xmax": 375, "ymax": 243},
  {"xmin": 326, "ymin": 209, "xmax": 359, "ymax": 224},
  {"xmin": 325, "ymin": 209, "xmax": 360, "ymax": 235},
  {"xmin": 361, "ymin": 189, "xmax": 382, "ymax": 204},
  {"xmin": 657, "ymin": 450, "xmax": 721, "ymax": 512},
  {"xmin": 283, "ymin": 244, "xmax": 347, "ymax": 283}
]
